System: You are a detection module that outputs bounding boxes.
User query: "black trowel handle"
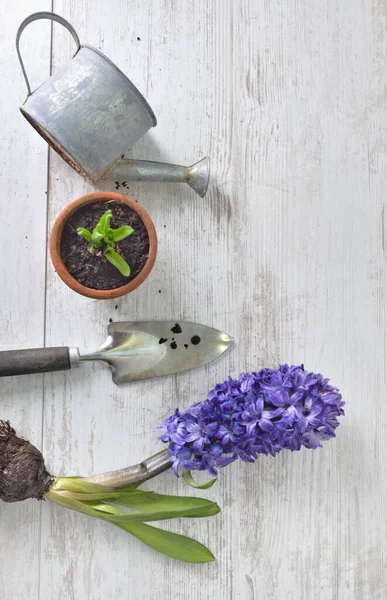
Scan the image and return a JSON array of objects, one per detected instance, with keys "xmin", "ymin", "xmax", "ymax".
[{"xmin": 0, "ymin": 347, "xmax": 78, "ymax": 377}]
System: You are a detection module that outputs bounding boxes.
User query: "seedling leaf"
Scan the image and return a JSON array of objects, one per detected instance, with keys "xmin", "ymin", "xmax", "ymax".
[
  {"xmin": 111, "ymin": 225, "xmax": 134, "ymax": 242},
  {"xmin": 104, "ymin": 247, "xmax": 130, "ymax": 277}
]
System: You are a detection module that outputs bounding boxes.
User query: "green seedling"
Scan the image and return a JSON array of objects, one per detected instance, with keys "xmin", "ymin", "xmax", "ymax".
[{"xmin": 77, "ymin": 209, "xmax": 133, "ymax": 277}]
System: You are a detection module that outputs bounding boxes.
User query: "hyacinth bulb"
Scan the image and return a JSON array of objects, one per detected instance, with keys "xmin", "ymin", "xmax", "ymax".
[{"xmin": 159, "ymin": 364, "xmax": 344, "ymax": 476}]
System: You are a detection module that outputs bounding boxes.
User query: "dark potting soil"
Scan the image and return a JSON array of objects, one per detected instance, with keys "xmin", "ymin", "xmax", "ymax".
[{"xmin": 61, "ymin": 202, "xmax": 150, "ymax": 290}]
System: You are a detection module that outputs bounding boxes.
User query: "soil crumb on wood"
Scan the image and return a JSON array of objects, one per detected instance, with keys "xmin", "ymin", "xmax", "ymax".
[{"xmin": 61, "ymin": 201, "xmax": 150, "ymax": 290}]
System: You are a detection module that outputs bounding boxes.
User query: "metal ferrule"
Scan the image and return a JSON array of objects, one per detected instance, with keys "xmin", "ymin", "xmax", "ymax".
[{"xmin": 68, "ymin": 347, "xmax": 80, "ymax": 368}]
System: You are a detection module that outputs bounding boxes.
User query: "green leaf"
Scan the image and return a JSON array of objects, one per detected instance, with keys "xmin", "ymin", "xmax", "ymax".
[
  {"xmin": 51, "ymin": 477, "xmax": 110, "ymax": 494},
  {"xmin": 51, "ymin": 490, "xmax": 145, "ymax": 502},
  {"xmin": 47, "ymin": 490, "xmax": 218, "ymax": 517},
  {"xmin": 117, "ymin": 521, "xmax": 215, "ymax": 563},
  {"xmin": 49, "ymin": 487, "xmax": 220, "ymax": 523},
  {"xmin": 50, "ymin": 489, "xmax": 190, "ymax": 504},
  {"xmin": 76, "ymin": 227, "xmax": 92, "ymax": 242},
  {"xmin": 86, "ymin": 502, "xmax": 123, "ymax": 516},
  {"xmin": 46, "ymin": 490, "xmax": 217, "ymax": 563},
  {"xmin": 183, "ymin": 470, "xmax": 218, "ymax": 490},
  {"xmin": 94, "ymin": 210, "xmax": 112, "ymax": 236},
  {"xmin": 45, "ymin": 490, "xmax": 98, "ymax": 516},
  {"xmin": 91, "ymin": 230, "xmax": 104, "ymax": 245},
  {"xmin": 110, "ymin": 225, "xmax": 134, "ymax": 242},
  {"xmin": 115, "ymin": 492, "xmax": 218, "ymax": 512},
  {"xmin": 86, "ymin": 501, "xmax": 220, "ymax": 522},
  {"xmin": 104, "ymin": 247, "xmax": 130, "ymax": 277},
  {"xmin": 104, "ymin": 231, "xmax": 115, "ymax": 244}
]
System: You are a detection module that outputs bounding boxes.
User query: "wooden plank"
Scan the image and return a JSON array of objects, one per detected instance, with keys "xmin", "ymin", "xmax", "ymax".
[
  {"xmin": 229, "ymin": 0, "xmax": 387, "ymax": 598},
  {"xmin": 0, "ymin": 3, "xmax": 51, "ymax": 599}
]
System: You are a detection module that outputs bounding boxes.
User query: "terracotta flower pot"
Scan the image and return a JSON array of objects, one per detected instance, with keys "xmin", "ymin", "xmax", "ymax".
[{"xmin": 50, "ymin": 192, "xmax": 157, "ymax": 299}]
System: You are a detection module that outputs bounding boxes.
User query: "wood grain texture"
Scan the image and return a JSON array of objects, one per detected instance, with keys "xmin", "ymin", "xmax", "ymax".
[
  {"xmin": 1, "ymin": 0, "xmax": 387, "ymax": 598},
  {"xmin": 0, "ymin": 2, "xmax": 51, "ymax": 598}
]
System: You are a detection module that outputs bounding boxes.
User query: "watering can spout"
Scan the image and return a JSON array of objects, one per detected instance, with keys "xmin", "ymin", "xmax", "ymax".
[
  {"xmin": 187, "ymin": 157, "xmax": 210, "ymax": 198},
  {"xmin": 102, "ymin": 156, "xmax": 211, "ymax": 198}
]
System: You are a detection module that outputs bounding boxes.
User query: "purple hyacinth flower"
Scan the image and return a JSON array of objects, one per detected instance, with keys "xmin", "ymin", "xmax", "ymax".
[
  {"xmin": 185, "ymin": 420, "xmax": 218, "ymax": 453},
  {"xmin": 240, "ymin": 396, "xmax": 264, "ymax": 435},
  {"xmin": 168, "ymin": 444, "xmax": 200, "ymax": 476},
  {"xmin": 198, "ymin": 443, "xmax": 237, "ymax": 476},
  {"xmin": 158, "ymin": 365, "xmax": 344, "ymax": 476}
]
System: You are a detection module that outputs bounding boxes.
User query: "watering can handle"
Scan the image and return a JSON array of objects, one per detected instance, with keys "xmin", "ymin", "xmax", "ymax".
[{"xmin": 16, "ymin": 12, "xmax": 81, "ymax": 96}]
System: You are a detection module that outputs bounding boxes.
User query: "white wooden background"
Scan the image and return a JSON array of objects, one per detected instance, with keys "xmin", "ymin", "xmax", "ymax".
[{"xmin": 0, "ymin": 1, "xmax": 386, "ymax": 598}]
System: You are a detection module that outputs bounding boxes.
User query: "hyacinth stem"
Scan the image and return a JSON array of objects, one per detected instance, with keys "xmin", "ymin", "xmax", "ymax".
[{"xmin": 81, "ymin": 449, "xmax": 172, "ymax": 489}]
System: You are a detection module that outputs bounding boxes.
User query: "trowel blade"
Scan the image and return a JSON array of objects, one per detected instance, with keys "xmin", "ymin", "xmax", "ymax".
[{"xmin": 85, "ymin": 321, "xmax": 233, "ymax": 384}]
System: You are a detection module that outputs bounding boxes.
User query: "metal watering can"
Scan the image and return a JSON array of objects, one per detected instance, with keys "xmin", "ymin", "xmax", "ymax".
[{"xmin": 16, "ymin": 12, "xmax": 210, "ymax": 197}]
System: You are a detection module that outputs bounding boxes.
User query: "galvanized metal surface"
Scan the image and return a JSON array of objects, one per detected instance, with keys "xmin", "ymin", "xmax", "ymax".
[
  {"xmin": 16, "ymin": 12, "xmax": 81, "ymax": 96},
  {"xmin": 16, "ymin": 12, "xmax": 211, "ymax": 196},
  {"xmin": 17, "ymin": 13, "xmax": 157, "ymax": 182},
  {"xmin": 103, "ymin": 156, "xmax": 210, "ymax": 198}
]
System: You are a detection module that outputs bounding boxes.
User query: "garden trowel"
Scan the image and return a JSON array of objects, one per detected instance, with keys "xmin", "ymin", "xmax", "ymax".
[{"xmin": 0, "ymin": 321, "xmax": 232, "ymax": 384}]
